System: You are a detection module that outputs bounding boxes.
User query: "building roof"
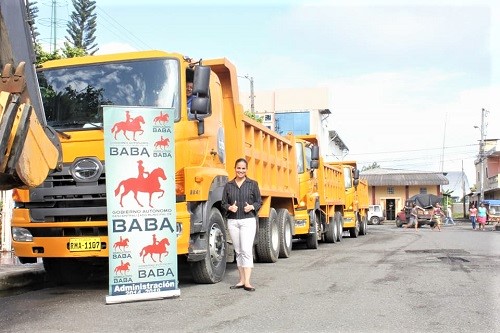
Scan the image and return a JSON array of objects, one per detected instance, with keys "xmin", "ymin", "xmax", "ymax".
[{"xmin": 360, "ymin": 168, "xmax": 449, "ymax": 186}]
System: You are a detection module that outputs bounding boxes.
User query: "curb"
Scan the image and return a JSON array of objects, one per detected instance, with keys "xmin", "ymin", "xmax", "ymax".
[{"xmin": 0, "ymin": 263, "xmax": 46, "ymax": 291}]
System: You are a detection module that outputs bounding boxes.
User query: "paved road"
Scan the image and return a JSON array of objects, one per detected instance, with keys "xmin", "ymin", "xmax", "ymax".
[{"xmin": 1, "ymin": 223, "xmax": 499, "ymax": 333}]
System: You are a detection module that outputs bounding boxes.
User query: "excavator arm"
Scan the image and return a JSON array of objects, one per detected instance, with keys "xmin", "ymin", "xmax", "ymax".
[{"xmin": 0, "ymin": 0, "xmax": 62, "ymax": 190}]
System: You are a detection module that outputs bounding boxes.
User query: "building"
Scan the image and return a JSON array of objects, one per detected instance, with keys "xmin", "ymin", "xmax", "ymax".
[
  {"xmin": 239, "ymin": 87, "xmax": 348, "ymax": 161},
  {"xmin": 473, "ymin": 138, "xmax": 500, "ymax": 201},
  {"xmin": 360, "ymin": 168, "xmax": 449, "ymax": 220}
]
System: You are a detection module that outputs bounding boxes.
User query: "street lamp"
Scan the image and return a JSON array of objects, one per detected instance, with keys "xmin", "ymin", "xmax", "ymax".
[{"xmin": 238, "ymin": 75, "xmax": 255, "ymax": 113}]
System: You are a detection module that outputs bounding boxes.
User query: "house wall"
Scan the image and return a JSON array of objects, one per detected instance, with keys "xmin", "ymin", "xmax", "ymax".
[{"xmin": 368, "ymin": 185, "xmax": 442, "ymax": 220}]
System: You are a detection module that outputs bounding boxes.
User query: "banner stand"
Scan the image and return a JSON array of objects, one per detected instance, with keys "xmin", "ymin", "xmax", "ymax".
[{"xmin": 104, "ymin": 106, "xmax": 178, "ymax": 304}]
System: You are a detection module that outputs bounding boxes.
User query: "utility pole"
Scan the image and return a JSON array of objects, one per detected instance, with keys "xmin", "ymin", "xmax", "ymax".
[
  {"xmin": 239, "ymin": 75, "xmax": 255, "ymax": 113},
  {"xmin": 478, "ymin": 108, "xmax": 488, "ymax": 203}
]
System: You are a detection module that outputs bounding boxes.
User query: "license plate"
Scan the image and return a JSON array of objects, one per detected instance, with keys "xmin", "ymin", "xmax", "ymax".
[{"xmin": 69, "ymin": 237, "xmax": 101, "ymax": 252}]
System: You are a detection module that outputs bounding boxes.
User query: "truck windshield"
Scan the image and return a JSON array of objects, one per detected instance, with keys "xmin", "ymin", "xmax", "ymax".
[{"xmin": 38, "ymin": 58, "xmax": 180, "ymax": 130}]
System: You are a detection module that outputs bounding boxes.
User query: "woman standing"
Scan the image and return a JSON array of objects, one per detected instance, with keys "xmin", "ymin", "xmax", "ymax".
[
  {"xmin": 222, "ymin": 158, "xmax": 262, "ymax": 292},
  {"xmin": 477, "ymin": 202, "xmax": 487, "ymax": 231},
  {"xmin": 431, "ymin": 203, "xmax": 444, "ymax": 231},
  {"xmin": 469, "ymin": 204, "xmax": 478, "ymax": 230}
]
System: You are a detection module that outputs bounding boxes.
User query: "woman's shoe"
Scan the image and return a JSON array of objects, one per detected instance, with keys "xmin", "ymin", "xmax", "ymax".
[
  {"xmin": 230, "ymin": 284, "xmax": 244, "ymax": 289},
  {"xmin": 243, "ymin": 286, "xmax": 255, "ymax": 292}
]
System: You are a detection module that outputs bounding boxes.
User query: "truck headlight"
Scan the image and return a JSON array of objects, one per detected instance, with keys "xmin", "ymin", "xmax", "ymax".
[{"xmin": 12, "ymin": 227, "xmax": 33, "ymax": 242}]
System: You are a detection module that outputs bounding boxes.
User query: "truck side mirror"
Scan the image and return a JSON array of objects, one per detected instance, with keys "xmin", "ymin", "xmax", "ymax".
[
  {"xmin": 189, "ymin": 66, "xmax": 211, "ymax": 117},
  {"xmin": 310, "ymin": 145, "xmax": 319, "ymax": 169},
  {"xmin": 188, "ymin": 65, "xmax": 211, "ymax": 135}
]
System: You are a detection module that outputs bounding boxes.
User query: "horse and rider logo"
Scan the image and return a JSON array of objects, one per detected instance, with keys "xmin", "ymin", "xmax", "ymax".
[
  {"xmin": 111, "ymin": 110, "xmax": 145, "ymax": 141},
  {"xmin": 114, "ymin": 160, "xmax": 167, "ymax": 207},
  {"xmin": 153, "ymin": 110, "xmax": 169, "ymax": 126},
  {"xmin": 114, "ymin": 260, "xmax": 131, "ymax": 275},
  {"xmin": 154, "ymin": 136, "xmax": 170, "ymax": 149},
  {"xmin": 139, "ymin": 234, "xmax": 170, "ymax": 263},
  {"xmin": 113, "ymin": 236, "xmax": 130, "ymax": 251}
]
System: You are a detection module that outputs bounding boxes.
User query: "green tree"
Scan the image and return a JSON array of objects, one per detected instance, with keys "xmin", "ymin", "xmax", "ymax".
[
  {"xmin": 26, "ymin": 0, "xmax": 40, "ymax": 45},
  {"xmin": 244, "ymin": 111, "xmax": 263, "ymax": 123},
  {"xmin": 362, "ymin": 162, "xmax": 381, "ymax": 171},
  {"xmin": 66, "ymin": 0, "xmax": 98, "ymax": 55}
]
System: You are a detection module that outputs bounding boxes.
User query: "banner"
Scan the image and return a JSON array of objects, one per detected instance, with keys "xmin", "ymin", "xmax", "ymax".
[{"xmin": 103, "ymin": 106, "xmax": 179, "ymax": 304}]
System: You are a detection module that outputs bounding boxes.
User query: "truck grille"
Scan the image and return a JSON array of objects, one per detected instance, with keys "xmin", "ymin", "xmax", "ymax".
[{"xmin": 26, "ymin": 163, "xmax": 107, "ymax": 223}]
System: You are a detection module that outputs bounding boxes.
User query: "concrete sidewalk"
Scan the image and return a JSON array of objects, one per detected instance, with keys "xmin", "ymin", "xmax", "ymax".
[{"xmin": 0, "ymin": 251, "xmax": 45, "ymax": 291}]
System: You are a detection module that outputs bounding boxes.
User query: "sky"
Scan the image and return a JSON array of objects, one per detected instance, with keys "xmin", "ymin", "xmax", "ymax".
[{"xmin": 34, "ymin": 0, "xmax": 500, "ymax": 189}]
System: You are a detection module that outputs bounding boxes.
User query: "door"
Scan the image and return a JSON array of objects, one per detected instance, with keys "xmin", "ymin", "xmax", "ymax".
[{"xmin": 386, "ymin": 199, "xmax": 396, "ymax": 220}]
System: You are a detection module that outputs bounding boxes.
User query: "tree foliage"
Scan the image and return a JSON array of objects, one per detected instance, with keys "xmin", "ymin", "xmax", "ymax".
[
  {"xmin": 26, "ymin": 1, "xmax": 40, "ymax": 45},
  {"xmin": 66, "ymin": 0, "xmax": 98, "ymax": 55},
  {"xmin": 362, "ymin": 162, "xmax": 381, "ymax": 171},
  {"xmin": 244, "ymin": 111, "xmax": 263, "ymax": 123}
]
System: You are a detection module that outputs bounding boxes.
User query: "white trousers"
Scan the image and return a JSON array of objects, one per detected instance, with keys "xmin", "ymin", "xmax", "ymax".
[{"xmin": 228, "ymin": 217, "xmax": 257, "ymax": 268}]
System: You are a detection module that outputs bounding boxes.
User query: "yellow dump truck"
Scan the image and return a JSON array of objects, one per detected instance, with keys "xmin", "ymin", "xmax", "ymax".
[
  {"xmin": 290, "ymin": 135, "xmax": 345, "ymax": 250},
  {"xmin": 6, "ymin": 51, "xmax": 301, "ymax": 284},
  {"xmin": 328, "ymin": 161, "xmax": 369, "ymax": 237}
]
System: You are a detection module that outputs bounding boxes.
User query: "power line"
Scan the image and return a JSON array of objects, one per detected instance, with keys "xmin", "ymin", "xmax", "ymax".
[{"xmin": 95, "ymin": 6, "xmax": 152, "ymax": 50}]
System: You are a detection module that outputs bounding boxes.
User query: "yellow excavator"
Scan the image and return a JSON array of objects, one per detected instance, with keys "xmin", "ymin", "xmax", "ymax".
[{"xmin": 0, "ymin": 0, "xmax": 61, "ymax": 190}]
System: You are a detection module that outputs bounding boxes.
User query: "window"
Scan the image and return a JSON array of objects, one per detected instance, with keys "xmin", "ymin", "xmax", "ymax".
[
  {"xmin": 295, "ymin": 142, "xmax": 305, "ymax": 174},
  {"xmin": 264, "ymin": 114, "xmax": 272, "ymax": 121},
  {"xmin": 387, "ymin": 187, "xmax": 394, "ymax": 194},
  {"xmin": 420, "ymin": 188, "xmax": 427, "ymax": 194},
  {"xmin": 275, "ymin": 112, "xmax": 310, "ymax": 135}
]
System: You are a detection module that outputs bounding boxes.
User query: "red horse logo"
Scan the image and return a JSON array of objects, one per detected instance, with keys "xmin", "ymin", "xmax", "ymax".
[
  {"xmin": 111, "ymin": 115, "xmax": 145, "ymax": 141},
  {"xmin": 114, "ymin": 260, "xmax": 131, "ymax": 275},
  {"xmin": 154, "ymin": 136, "xmax": 170, "ymax": 150},
  {"xmin": 113, "ymin": 236, "xmax": 130, "ymax": 251},
  {"xmin": 139, "ymin": 238, "xmax": 170, "ymax": 263},
  {"xmin": 114, "ymin": 167, "xmax": 166, "ymax": 207},
  {"xmin": 153, "ymin": 111, "xmax": 169, "ymax": 125}
]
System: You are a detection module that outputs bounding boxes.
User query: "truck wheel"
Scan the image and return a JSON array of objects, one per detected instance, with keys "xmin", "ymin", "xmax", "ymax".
[
  {"xmin": 43, "ymin": 258, "xmax": 91, "ymax": 285},
  {"xmin": 324, "ymin": 216, "xmax": 337, "ymax": 243},
  {"xmin": 359, "ymin": 215, "xmax": 368, "ymax": 235},
  {"xmin": 349, "ymin": 219, "xmax": 360, "ymax": 238},
  {"xmin": 256, "ymin": 208, "xmax": 279, "ymax": 263},
  {"xmin": 335, "ymin": 212, "xmax": 343, "ymax": 242},
  {"xmin": 277, "ymin": 208, "xmax": 293, "ymax": 258},
  {"xmin": 306, "ymin": 212, "xmax": 319, "ymax": 249},
  {"xmin": 395, "ymin": 218, "xmax": 403, "ymax": 228},
  {"xmin": 370, "ymin": 216, "xmax": 381, "ymax": 225},
  {"xmin": 190, "ymin": 208, "xmax": 227, "ymax": 283}
]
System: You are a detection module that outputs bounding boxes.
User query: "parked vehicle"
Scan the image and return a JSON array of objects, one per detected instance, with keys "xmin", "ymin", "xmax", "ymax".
[
  {"xmin": 368, "ymin": 205, "xmax": 385, "ymax": 225},
  {"xmin": 482, "ymin": 199, "xmax": 500, "ymax": 225},
  {"xmin": 328, "ymin": 161, "xmax": 369, "ymax": 237},
  {"xmin": 395, "ymin": 194, "xmax": 441, "ymax": 228}
]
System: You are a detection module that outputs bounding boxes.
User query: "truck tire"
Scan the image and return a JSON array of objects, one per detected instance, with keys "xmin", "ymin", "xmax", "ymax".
[
  {"xmin": 190, "ymin": 208, "xmax": 227, "ymax": 283},
  {"xmin": 43, "ymin": 258, "xmax": 91, "ymax": 285},
  {"xmin": 277, "ymin": 208, "xmax": 293, "ymax": 258},
  {"xmin": 395, "ymin": 218, "xmax": 404, "ymax": 228},
  {"xmin": 359, "ymin": 215, "xmax": 368, "ymax": 236},
  {"xmin": 370, "ymin": 216, "xmax": 381, "ymax": 225},
  {"xmin": 256, "ymin": 208, "xmax": 279, "ymax": 263},
  {"xmin": 324, "ymin": 216, "xmax": 337, "ymax": 243},
  {"xmin": 335, "ymin": 212, "xmax": 343, "ymax": 242},
  {"xmin": 349, "ymin": 218, "xmax": 360, "ymax": 238},
  {"xmin": 306, "ymin": 212, "xmax": 319, "ymax": 249}
]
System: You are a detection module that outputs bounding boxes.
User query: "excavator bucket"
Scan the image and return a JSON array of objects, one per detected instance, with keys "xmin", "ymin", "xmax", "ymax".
[{"xmin": 0, "ymin": 0, "xmax": 61, "ymax": 189}]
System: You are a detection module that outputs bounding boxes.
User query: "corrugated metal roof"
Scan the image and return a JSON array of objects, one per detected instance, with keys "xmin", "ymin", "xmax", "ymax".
[{"xmin": 360, "ymin": 168, "xmax": 449, "ymax": 186}]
